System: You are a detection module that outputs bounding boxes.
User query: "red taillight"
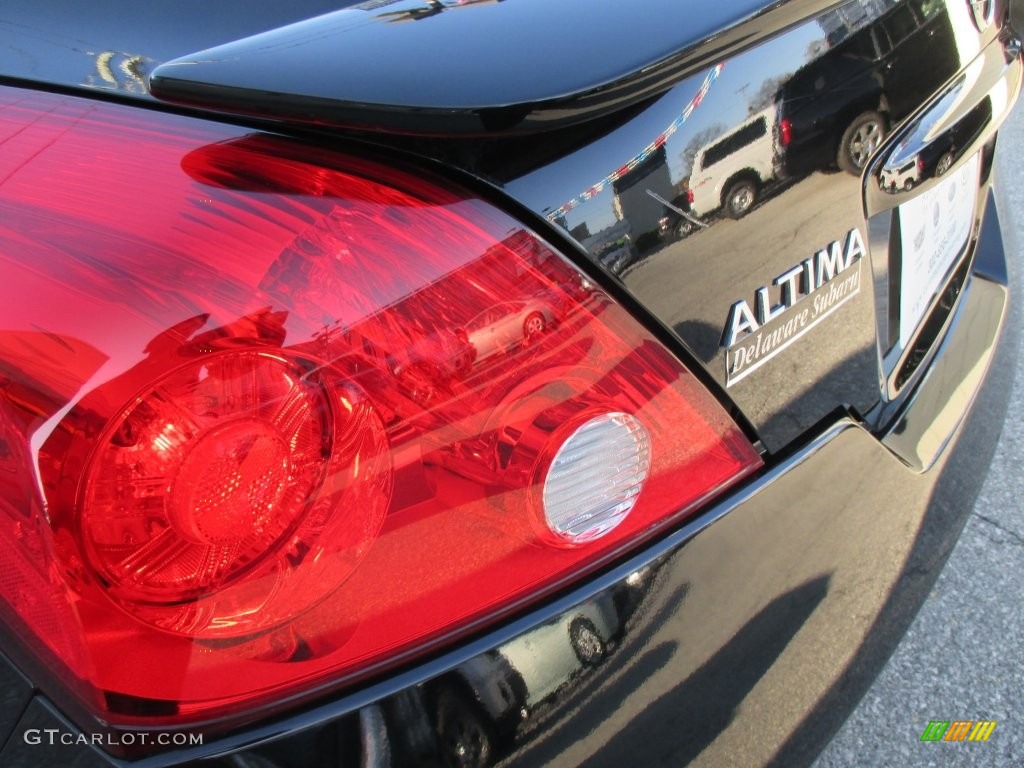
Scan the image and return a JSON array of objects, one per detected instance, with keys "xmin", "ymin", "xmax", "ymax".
[
  {"xmin": 687, "ymin": 187, "xmax": 695, "ymax": 205},
  {"xmin": 780, "ymin": 118, "xmax": 793, "ymax": 147},
  {"xmin": 0, "ymin": 87, "xmax": 761, "ymax": 729},
  {"xmin": 80, "ymin": 349, "xmax": 391, "ymax": 639}
]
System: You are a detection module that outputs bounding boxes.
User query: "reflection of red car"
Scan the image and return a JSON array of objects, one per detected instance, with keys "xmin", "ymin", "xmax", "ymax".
[{"xmin": 462, "ymin": 299, "xmax": 558, "ymax": 362}]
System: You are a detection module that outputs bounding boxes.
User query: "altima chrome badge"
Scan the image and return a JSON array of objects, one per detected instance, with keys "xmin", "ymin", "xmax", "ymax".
[{"xmin": 722, "ymin": 228, "xmax": 865, "ymax": 387}]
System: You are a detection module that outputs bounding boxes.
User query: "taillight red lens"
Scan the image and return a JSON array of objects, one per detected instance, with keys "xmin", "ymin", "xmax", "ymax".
[
  {"xmin": 780, "ymin": 118, "xmax": 793, "ymax": 147},
  {"xmin": 0, "ymin": 87, "xmax": 760, "ymax": 728},
  {"xmin": 80, "ymin": 349, "xmax": 391, "ymax": 639}
]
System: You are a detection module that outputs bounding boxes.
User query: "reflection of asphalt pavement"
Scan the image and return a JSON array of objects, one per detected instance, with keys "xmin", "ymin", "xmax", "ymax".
[
  {"xmin": 814, "ymin": 104, "xmax": 1024, "ymax": 765},
  {"xmin": 625, "ymin": 171, "xmax": 861, "ymax": 341},
  {"xmin": 624, "ymin": 169, "xmax": 878, "ymax": 444}
]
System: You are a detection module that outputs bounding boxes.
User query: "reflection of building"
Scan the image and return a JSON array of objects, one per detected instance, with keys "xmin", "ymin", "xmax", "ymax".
[
  {"xmin": 611, "ymin": 147, "xmax": 672, "ymax": 237},
  {"xmin": 569, "ymin": 223, "xmax": 591, "ymax": 242},
  {"xmin": 818, "ymin": 0, "xmax": 899, "ymax": 45}
]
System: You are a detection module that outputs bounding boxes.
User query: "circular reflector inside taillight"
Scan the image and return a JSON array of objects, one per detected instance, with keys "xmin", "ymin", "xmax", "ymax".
[
  {"xmin": 79, "ymin": 349, "xmax": 391, "ymax": 638},
  {"xmin": 541, "ymin": 413, "xmax": 651, "ymax": 545}
]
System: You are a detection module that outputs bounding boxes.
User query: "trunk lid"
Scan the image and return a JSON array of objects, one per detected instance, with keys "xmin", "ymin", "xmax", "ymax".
[{"xmin": 0, "ymin": 0, "xmax": 1014, "ymax": 452}]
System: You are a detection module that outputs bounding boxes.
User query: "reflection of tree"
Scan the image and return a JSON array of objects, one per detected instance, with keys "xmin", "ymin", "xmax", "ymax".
[
  {"xmin": 679, "ymin": 125, "xmax": 726, "ymax": 176},
  {"xmin": 749, "ymin": 74, "xmax": 790, "ymax": 114},
  {"xmin": 806, "ymin": 38, "xmax": 828, "ymax": 61},
  {"xmin": 817, "ymin": 0, "xmax": 900, "ymax": 46},
  {"xmin": 677, "ymin": 73, "xmax": 788, "ymax": 174}
]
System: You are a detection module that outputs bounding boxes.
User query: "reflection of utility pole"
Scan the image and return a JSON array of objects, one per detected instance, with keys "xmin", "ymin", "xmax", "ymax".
[
  {"xmin": 736, "ymin": 83, "xmax": 755, "ymax": 114},
  {"xmin": 645, "ymin": 189, "xmax": 708, "ymax": 230}
]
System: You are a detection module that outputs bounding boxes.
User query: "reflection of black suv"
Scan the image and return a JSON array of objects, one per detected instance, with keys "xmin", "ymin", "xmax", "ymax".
[{"xmin": 777, "ymin": 0, "xmax": 956, "ymax": 178}]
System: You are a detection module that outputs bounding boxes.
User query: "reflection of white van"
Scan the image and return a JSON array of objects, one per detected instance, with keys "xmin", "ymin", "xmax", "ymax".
[{"xmin": 688, "ymin": 106, "xmax": 779, "ymax": 219}]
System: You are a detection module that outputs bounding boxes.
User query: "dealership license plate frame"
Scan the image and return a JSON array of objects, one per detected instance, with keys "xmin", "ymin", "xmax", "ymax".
[{"xmin": 896, "ymin": 152, "xmax": 980, "ymax": 350}]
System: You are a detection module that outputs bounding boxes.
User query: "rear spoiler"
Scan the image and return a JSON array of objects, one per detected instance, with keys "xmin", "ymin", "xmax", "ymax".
[{"xmin": 148, "ymin": 0, "xmax": 845, "ymax": 136}]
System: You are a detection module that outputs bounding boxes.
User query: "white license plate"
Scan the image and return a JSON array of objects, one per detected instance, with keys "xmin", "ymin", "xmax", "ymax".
[{"xmin": 898, "ymin": 153, "xmax": 979, "ymax": 348}]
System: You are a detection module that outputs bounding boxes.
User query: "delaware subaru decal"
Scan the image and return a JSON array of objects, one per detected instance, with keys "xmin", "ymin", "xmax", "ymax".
[{"xmin": 722, "ymin": 228, "xmax": 866, "ymax": 386}]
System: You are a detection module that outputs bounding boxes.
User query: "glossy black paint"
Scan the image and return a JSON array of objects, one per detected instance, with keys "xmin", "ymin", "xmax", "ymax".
[
  {"xmin": 0, "ymin": 652, "xmax": 32, "ymax": 747},
  {"xmin": 777, "ymin": 0, "xmax": 958, "ymax": 178},
  {"xmin": 500, "ymin": 0, "xmax": 1017, "ymax": 451},
  {"xmin": 0, "ymin": 0, "xmax": 353, "ymax": 97},
  {"xmin": 146, "ymin": 0, "xmax": 887, "ymax": 136}
]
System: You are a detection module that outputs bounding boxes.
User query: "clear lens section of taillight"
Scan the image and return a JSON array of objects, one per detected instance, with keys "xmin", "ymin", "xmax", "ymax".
[
  {"xmin": 541, "ymin": 413, "xmax": 651, "ymax": 544},
  {"xmin": 0, "ymin": 87, "xmax": 760, "ymax": 727}
]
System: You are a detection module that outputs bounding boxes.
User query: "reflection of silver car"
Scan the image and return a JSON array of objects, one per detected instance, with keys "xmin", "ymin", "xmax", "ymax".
[
  {"xmin": 593, "ymin": 236, "xmax": 636, "ymax": 275},
  {"xmin": 427, "ymin": 606, "xmax": 613, "ymax": 768},
  {"xmin": 464, "ymin": 300, "xmax": 557, "ymax": 362},
  {"xmin": 432, "ymin": 567, "xmax": 653, "ymax": 766},
  {"xmin": 498, "ymin": 600, "xmax": 618, "ymax": 708}
]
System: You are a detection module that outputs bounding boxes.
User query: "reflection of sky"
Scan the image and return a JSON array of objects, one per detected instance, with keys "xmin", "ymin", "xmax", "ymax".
[{"xmin": 525, "ymin": 24, "xmax": 823, "ymax": 234}]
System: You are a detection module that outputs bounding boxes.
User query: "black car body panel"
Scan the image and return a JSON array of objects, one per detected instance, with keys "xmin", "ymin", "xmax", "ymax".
[
  {"xmin": 778, "ymin": 0, "xmax": 960, "ymax": 178},
  {"xmin": 34, "ymin": 0, "xmax": 925, "ymax": 137},
  {"xmin": 0, "ymin": 0, "xmax": 352, "ymax": 98},
  {"xmin": 0, "ymin": 0, "xmax": 1019, "ymax": 766},
  {"xmin": 501, "ymin": 1, "xmax": 1017, "ymax": 451}
]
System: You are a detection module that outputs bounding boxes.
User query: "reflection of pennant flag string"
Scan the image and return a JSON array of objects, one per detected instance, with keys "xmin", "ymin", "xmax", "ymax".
[{"xmin": 549, "ymin": 62, "xmax": 724, "ymax": 221}]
